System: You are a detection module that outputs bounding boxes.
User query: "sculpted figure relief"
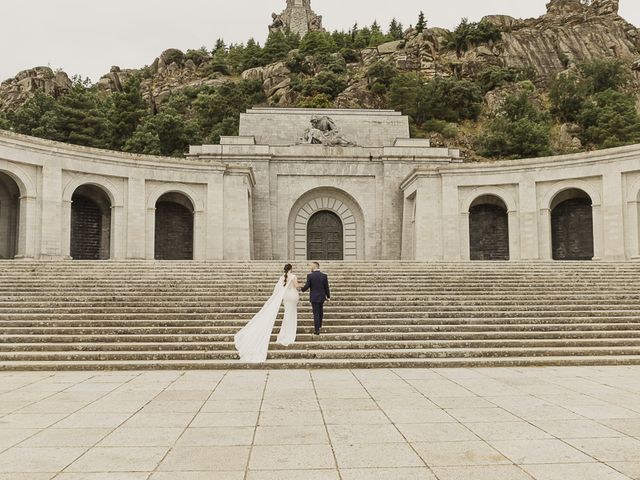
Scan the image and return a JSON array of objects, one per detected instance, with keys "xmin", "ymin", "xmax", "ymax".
[
  {"xmin": 299, "ymin": 115, "xmax": 356, "ymax": 147},
  {"xmin": 269, "ymin": 0, "xmax": 323, "ymax": 37}
]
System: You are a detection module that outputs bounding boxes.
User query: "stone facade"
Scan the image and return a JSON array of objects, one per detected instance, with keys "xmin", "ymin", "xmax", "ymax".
[{"xmin": 1, "ymin": 107, "xmax": 640, "ymax": 262}]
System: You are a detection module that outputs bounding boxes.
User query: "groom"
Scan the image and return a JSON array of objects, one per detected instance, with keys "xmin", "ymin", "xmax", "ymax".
[{"xmin": 302, "ymin": 261, "xmax": 331, "ymax": 335}]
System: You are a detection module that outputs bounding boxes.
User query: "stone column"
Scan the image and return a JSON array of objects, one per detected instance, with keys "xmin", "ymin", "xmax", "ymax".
[
  {"xmin": 61, "ymin": 199, "xmax": 72, "ymax": 258},
  {"xmin": 15, "ymin": 195, "xmax": 37, "ymax": 259},
  {"xmin": 223, "ymin": 170, "xmax": 254, "ymax": 260},
  {"xmin": 592, "ymin": 203, "xmax": 604, "ymax": 261},
  {"xmin": 193, "ymin": 209, "xmax": 206, "ymax": 261},
  {"xmin": 414, "ymin": 173, "xmax": 443, "ymax": 261},
  {"xmin": 601, "ymin": 172, "xmax": 625, "ymax": 260},
  {"xmin": 507, "ymin": 210, "xmax": 521, "ymax": 260},
  {"xmin": 518, "ymin": 178, "xmax": 539, "ymax": 259},
  {"xmin": 126, "ymin": 177, "xmax": 146, "ymax": 259},
  {"xmin": 111, "ymin": 204, "xmax": 126, "ymax": 260},
  {"xmin": 538, "ymin": 208, "xmax": 552, "ymax": 260},
  {"xmin": 40, "ymin": 160, "xmax": 65, "ymax": 260},
  {"xmin": 627, "ymin": 199, "xmax": 640, "ymax": 259},
  {"xmin": 205, "ymin": 172, "xmax": 225, "ymax": 261},
  {"xmin": 458, "ymin": 211, "xmax": 470, "ymax": 261},
  {"xmin": 145, "ymin": 207, "xmax": 156, "ymax": 260}
]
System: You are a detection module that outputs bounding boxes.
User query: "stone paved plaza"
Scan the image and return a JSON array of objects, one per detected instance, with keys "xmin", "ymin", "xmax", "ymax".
[{"xmin": 0, "ymin": 367, "xmax": 639, "ymax": 479}]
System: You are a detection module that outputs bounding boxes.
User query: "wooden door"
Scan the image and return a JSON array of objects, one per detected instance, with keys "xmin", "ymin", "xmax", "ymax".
[{"xmin": 307, "ymin": 211, "xmax": 343, "ymax": 260}]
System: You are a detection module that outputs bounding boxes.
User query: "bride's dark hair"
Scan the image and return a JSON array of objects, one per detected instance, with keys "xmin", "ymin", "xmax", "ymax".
[{"xmin": 283, "ymin": 264, "xmax": 293, "ymax": 286}]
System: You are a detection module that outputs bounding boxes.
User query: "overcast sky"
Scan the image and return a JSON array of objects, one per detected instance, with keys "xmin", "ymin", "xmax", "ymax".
[{"xmin": 2, "ymin": 0, "xmax": 639, "ymax": 82}]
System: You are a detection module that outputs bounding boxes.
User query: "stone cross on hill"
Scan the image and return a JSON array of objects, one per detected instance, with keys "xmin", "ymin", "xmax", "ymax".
[{"xmin": 269, "ymin": 0, "xmax": 323, "ymax": 37}]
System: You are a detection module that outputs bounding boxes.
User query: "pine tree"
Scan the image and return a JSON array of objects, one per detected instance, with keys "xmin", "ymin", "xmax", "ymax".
[
  {"xmin": 108, "ymin": 75, "xmax": 147, "ymax": 150},
  {"xmin": 389, "ymin": 18, "xmax": 404, "ymax": 40},
  {"xmin": 213, "ymin": 38, "xmax": 226, "ymax": 54},
  {"xmin": 416, "ymin": 11, "xmax": 427, "ymax": 33}
]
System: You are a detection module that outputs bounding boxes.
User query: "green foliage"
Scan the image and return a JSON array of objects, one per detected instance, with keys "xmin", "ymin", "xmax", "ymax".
[
  {"xmin": 368, "ymin": 21, "xmax": 386, "ymax": 47},
  {"xmin": 443, "ymin": 18, "xmax": 502, "ymax": 58},
  {"xmin": 296, "ymin": 93, "xmax": 334, "ymax": 108},
  {"xmin": 298, "ymin": 71, "xmax": 347, "ymax": 99},
  {"xmin": 9, "ymin": 92, "xmax": 61, "ymax": 139},
  {"xmin": 263, "ymin": 30, "xmax": 300, "ymax": 65},
  {"xmin": 422, "ymin": 77, "xmax": 482, "ymax": 122},
  {"xmin": 162, "ymin": 49, "xmax": 186, "ymax": 66},
  {"xmin": 124, "ymin": 107, "xmax": 197, "ymax": 156},
  {"xmin": 477, "ymin": 66, "xmax": 536, "ymax": 93},
  {"xmin": 389, "ymin": 74, "xmax": 428, "ymax": 124},
  {"xmin": 0, "ymin": 112, "xmax": 10, "ymax": 130},
  {"xmin": 422, "ymin": 119, "xmax": 458, "ymax": 139},
  {"xmin": 388, "ymin": 18, "xmax": 404, "ymax": 40},
  {"xmin": 185, "ymin": 47, "xmax": 211, "ymax": 66},
  {"xmin": 416, "ymin": 11, "xmax": 427, "ymax": 34},
  {"xmin": 299, "ymin": 31, "xmax": 338, "ymax": 57},
  {"xmin": 577, "ymin": 89, "xmax": 640, "ymax": 148},
  {"xmin": 366, "ymin": 62, "xmax": 398, "ymax": 94},
  {"xmin": 549, "ymin": 72, "xmax": 590, "ymax": 122},
  {"xmin": 549, "ymin": 59, "xmax": 639, "ymax": 149},
  {"xmin": 389, "ymin": 74, "xmax": 482, "ymax": 125},
  {"xmin": 480, "ymin": 91, "xmax": 551, "ymax": 159},
  {"xmin": 108, "ymin": 75, "xmax": 148, "ymax": 150},
  {"xmin": 579, "ymin": 59, "xmax": 630, "ymax": 93}
]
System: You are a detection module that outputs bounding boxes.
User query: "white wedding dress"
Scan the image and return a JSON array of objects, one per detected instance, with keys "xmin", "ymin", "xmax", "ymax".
[{"xmin": 234, "ymin": 274, "xmax": 299, "ymax": 363}]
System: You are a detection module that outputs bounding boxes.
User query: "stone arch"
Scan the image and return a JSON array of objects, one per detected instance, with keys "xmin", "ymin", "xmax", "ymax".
[
  {"xmin": 550, "ymin": 188, "xmax": 594, "ymax": 261},
  {"xmin": 460, "ymin": 186, "xmax": 517, "ymax": 214},
  {"xmin": 630, "ymin": 177, "xmax": 640, "ymax": 258},
  {"xmin": 146, "ymin": 183, "xmax": 204, "ymax": 212},
  {"xmin": 0, "ymin": 171, "xmax": 21, "ymax": 259},
  {"xmin": 542, "ymin": 179, "xmax": 602, "ymax": 210},
  {"xmin": 288, "ymin": 187, "xmax": 364, "ymax": 261},
  {"xmin": 62, "ymin": 175, "xmax": 122, "ymax": 206},
  {"xmin": 468, "ymin": 194, "xmax": 510, "ymax": 261},
  {"xmin": 154, "ymin": 192, "xmax": 195, "ymax": 260},
  {"xmin": 70, "ymin": 184, "xmax": 113, "ymax": 260},
  {"xmin": 0, "ymin": 162, "xmax": 36, "ymax": 198}
]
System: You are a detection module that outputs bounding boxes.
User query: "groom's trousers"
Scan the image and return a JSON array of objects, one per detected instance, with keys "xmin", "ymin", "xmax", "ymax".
[{"xmin": 311, "ymin": 302, "xmax": 324, "ymax": 331}]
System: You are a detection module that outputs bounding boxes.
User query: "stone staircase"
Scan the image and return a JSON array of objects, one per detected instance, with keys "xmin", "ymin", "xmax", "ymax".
[{"xmin": 1, "ymin": 261, "xmax": 640, "ymax": 370}]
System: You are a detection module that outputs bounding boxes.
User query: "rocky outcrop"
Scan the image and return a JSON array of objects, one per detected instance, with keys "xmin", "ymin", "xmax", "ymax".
[
  {"xmin": 0, "ymin": 67, "xmax": 72, "ymax": 112},
  {"xmin": 482, "ymin": 0, "xmax": 639, "ymax": 78},
  {"xmin": 242, "ymin": 62, "xmax": 292, "ymax": 104}
]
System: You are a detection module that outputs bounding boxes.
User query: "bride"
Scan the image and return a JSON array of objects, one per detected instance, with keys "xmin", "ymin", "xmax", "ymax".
[{"xmin": 234, "ymin": 264, "xmax": 301, "ymax": 363}]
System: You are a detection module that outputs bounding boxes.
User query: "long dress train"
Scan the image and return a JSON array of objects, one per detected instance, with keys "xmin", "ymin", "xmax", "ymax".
[{"xmin": 234, "ymin": 274, "xmax": 297, "ymax": 363}]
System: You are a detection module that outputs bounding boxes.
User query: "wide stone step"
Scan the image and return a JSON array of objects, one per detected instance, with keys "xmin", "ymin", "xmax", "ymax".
[
  {"xmin": 2, "ymin": 345, "xmax": 640, "ymax": 362},
  {"xmin": 4, "ymin": 338, "xmax": 640, "ymax": 352},
  {"xmin": 3, "ymin": 330, "xmax": 640, "ymax": 344},
  {"xmin": 1, "ymin": 355, "xmax": 640, "ymax": 371}
]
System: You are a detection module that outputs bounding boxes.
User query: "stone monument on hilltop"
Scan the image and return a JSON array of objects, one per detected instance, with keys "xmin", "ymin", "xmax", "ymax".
[{"xmin": 269, "ymin": 0, "xmax": 323, "ymax": 37}]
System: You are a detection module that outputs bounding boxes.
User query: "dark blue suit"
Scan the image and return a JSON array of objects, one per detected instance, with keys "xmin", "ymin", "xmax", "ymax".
[{"xmin": 302, "ymin": 270, "xmax": 331, "ymax": 332}]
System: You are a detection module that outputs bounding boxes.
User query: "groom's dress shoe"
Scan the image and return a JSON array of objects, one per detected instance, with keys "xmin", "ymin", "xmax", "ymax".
[{"xmin": 314, "ymin": 330, "xmax": 320, "ymax": 336}]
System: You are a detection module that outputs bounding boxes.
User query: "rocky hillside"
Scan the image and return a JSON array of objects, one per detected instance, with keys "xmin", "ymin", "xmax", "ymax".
[{"xmin": 1, "ymin": 0, "xmax": 639, "ymax": 160}]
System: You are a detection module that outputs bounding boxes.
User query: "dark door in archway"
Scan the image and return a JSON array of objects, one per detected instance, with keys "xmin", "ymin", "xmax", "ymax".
[
  {"xmin": 71, "ymin": 185, "xmax": 112, "ymax": 260},
  {"xmin": 155, "ymin": 193, "xmax": 194, "ymax": 260},
  {"xmin": 307, "ymin": 211, "xmax": 343, "ymax": 260},
  {"xmin": 469, "ymin": 204, "xmax": 510, "ymax": 261},
  {"xmin": 551, "ymin": 198, "xmax": 594, "ymax": 260}
]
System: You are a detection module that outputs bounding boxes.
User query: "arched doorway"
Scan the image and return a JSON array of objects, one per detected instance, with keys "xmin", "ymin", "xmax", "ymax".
[
  {"xmin": 155, "ymin": 192, "xmax": 194, "ymax": 260},
  {"xmin": 551, "ymin": 188, "xmax": 594, "ymax": 261},
  {"xmin": 469, "ymin": 195, "xmax": 510, "ymax": 261},
  {"xmin": 307, "ymin": 211, "xmax": 343, "ymax": 260},
  {"xmin": 71, "ymin": 185, "xmax": 112, "ymax": 260},
  {"xmin": 0, "ymin": 172, "xmax": 20, "ymax": 260}
]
